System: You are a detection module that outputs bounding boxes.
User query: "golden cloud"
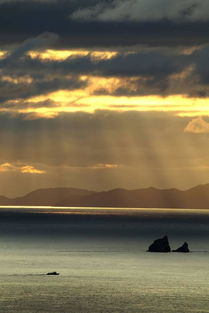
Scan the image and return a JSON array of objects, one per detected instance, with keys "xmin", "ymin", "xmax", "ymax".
[
  {"xmin": 0, "ymin": 163, "xmax": 46, "ymax": 174},
  {"xmin": 20, "ymin": 165, "xmax": 46, "ymax": 174},
  {"xmin": 91, "ymin": 163, "xmax": 120, "ymax": 169},
  {"xmin": 3, "ymin": 93, "xmax": 209, "ymax": 118},
  {"xmin": 184, "ymin": 117, "xmax": 209, "ymax": 133},
  {"xmin": 1, "ymin": 66, "xmax": 209, "ymax": 119},
  {"xmin": 28, "ymin": 49, "xmax": 118, "ymax": 61}
]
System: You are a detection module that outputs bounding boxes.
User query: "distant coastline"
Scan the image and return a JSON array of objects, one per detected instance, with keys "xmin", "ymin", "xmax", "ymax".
[{"xmin": 1, "ymin": 183, "xmax": 209, "ymax": 209}]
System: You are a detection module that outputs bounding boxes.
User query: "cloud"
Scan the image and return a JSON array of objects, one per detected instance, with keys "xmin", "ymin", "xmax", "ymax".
[
  {"xmin": 71, "ymin": 0, "xmax": 209, "ymax": 22},
  {"xmin": 0, "ymin": 162, "xmax": 46, "ymax": 174},
  {"xmin": 91, "ymin": 163, "xmax": 120, "ymax": 169},
  {"xmin": 0, "ymin": 75, "xmax": 86, "ymax": 102},
  {"xmin": 0, "ymin": 34, "xmax": 88, "ymax": 102},
  {"xmin": 184, "ymin": 117, "xmax": 209, "ymax": 133},
  {"xmin": 3, "ymin": 32, "xmax": 58, "ymax": 64},
  {"xmin": 0, "ymin": 46, "xmax": 187, "ymax": 85},
  {"xmin": 0, "ymin": 27, "xmax": 209, "ymax": 119},
  {"xmin": 0, "ymin": 44, "xmax": 203, "ymax": 104},
  {"xmin": 20, "ymin": 165, "xmax": 46, "ymax": 174},
  {"xmin": 0, "ymin": 1, "xmax": 208, "ymax": 48},
  {"xmin": 0, "ymin": 0, "xmax": 57, "ymax": 2}
]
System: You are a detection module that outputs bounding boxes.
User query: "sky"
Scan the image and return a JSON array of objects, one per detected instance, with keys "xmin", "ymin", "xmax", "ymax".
[{"xmin": 1, "ymin": 0, "xmax": 209, "ymax": 196}]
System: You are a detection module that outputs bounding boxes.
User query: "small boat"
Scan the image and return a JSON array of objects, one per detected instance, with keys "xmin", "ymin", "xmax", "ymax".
[{"xmin": 46, "ymin": 271, "xmax": 60, "ymax": 275}]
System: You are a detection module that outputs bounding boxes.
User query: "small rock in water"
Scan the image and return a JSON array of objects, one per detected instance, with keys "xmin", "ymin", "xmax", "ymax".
[
  {"xmin": 147, "ymin": 235, "xmax": 171, "ymax": 252},
  {"xmin": 47, "ymin": 271, "xmax": 60, "ymax": 275},
  {"xmin": 172, "ymin": 242, "xmax": 190, "ymax": 253}
]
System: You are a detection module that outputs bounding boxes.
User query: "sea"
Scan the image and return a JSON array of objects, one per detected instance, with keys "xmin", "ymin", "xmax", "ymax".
[{"xmin": 0, "ymin": 206, "xmax": 208, "ymax": 313}]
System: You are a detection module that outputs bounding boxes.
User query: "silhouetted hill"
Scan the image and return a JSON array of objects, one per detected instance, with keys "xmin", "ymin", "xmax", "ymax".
[
  {"xmin": 0, "ymin": 184, "xmax": 209, "ymax": 208},
  {"xmin": 59, "ymin": 187, "xmax": 184, "ymax": 208},
  {"xmin": 4, "ymin": 188, "xmax": 95, "ymax": 206},
  {"xmin": 58, "ymin": 185, "xmax": 209, "ymax": 208},
  {"xmin": 0, "ymin": 196, "xmax": 12, "ymax": 206}
]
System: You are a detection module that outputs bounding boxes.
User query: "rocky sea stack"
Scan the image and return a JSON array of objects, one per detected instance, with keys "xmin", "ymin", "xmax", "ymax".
[
  {"xmin": 172, "ymin": 242, "xmax": 190, "ymax": 253},
  {"xmin": 147, "ymin": 235, "xmax": 171, "ymax": 252}
]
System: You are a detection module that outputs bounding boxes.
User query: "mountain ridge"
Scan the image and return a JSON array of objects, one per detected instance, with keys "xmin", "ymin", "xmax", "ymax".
[{"xmin": 0, "ymin": 184, "xmax": 209, "ymax": 208}]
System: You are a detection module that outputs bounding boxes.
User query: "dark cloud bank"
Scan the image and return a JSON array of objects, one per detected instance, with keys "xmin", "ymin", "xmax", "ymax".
[
  {"xmin": 1, "ymin": 40, "xmax": 209, "ymax": 99},
  {"xmin": 0, "ymin": 0, "xmax": 209, "ymax": 48},
  {"xmin": 0, "ymin": 0, "xmax": 209, "ymax": 100}
]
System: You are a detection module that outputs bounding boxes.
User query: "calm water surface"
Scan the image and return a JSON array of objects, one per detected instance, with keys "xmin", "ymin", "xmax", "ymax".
[{"xmin": 0, "ymin": 207, "xmax": 208, "ymax": 313}]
